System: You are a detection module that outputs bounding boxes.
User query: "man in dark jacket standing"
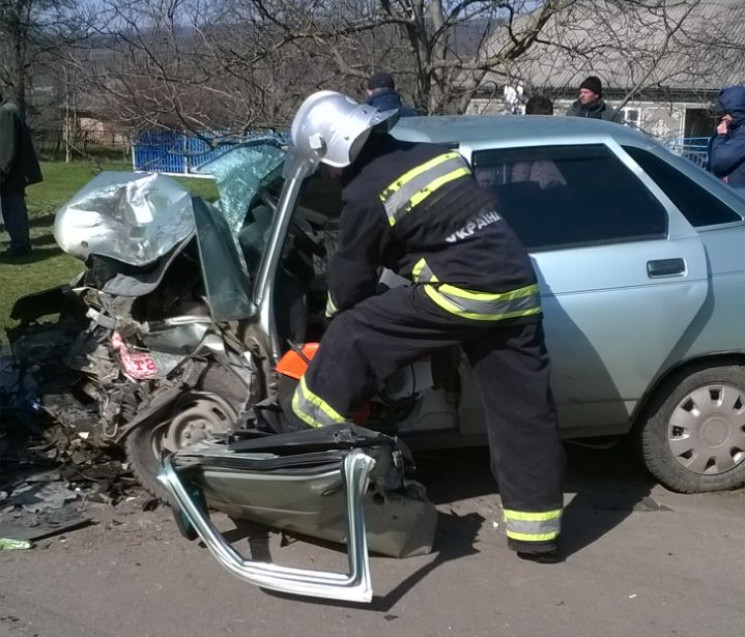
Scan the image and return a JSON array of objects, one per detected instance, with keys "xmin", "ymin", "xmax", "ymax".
[
  {"xmin": 364, "ymin": 71, "xmax": 417, "ymax": 117},
  {"xmin": 0, "ymin": 91, "xmax": 43, "ymax": 258},
  {"xmin": 289, "ymin": 91, "xmax": 565, "ymax": 562},
  {"xmin": 565, "ymin": 76, "xmax": 623, "ymax": 123},
  {"xmin": 708, "ymin": 85, "xmax": 745, "ymax": 193}
]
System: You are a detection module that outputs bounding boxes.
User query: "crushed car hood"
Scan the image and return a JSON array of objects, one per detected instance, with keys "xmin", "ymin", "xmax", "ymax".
[
  {"xmin": 52, "ymin": 142, "xmax": 287, "ymax": 323},
  {"xmin": 53, "ymin": 141, "xmax": 286, "ymax": 269}
]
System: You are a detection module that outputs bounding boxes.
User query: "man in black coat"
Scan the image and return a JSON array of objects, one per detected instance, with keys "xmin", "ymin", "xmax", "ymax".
[
  {"xmin": 364, "ymin": 71, "xmax": 418, "ymax": 117},
  {"xmin": 0, "ymin": 90, "xmax": 43, "ymax": 258},
  {"xmin": 565, "ymin": 76, "xmax": 623, "ymax": 123}
]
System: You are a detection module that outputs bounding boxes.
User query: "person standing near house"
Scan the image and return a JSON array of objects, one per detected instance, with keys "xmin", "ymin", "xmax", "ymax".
[
  {"xmin": 289, "ymin": 90, "xmax": 565, "ymax": 562},
  {"xmin": 0, "ymin": 89, "xmax": 43, "ymax": 258},
  {"xmin": 708, "ymin": 85, "xmax": 745, "ymax": 192},
  {"xmin": 364, "ymin": 71, "xmax": 417, "ymax": 117},
  {"xmin": 565, "ymin": 76, "xmax": 623, "ymax": 123}
]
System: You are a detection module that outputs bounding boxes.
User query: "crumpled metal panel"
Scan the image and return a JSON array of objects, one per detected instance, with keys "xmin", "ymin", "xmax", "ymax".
[
  {"xmin": 54, "ymin": 172, "xmax": 194, "ymax": 266},
  {"xmin": 171, "ymin": 429, "xmax": 438, "ymax": 559},
  {"xmin": 192, "ymin": 198, "xmax": 255, "ymax": 321}
]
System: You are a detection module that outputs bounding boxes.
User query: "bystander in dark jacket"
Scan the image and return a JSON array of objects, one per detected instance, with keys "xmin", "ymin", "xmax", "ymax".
[
  {"xmin": 708, "ymin": 85, "xmax": 745, "ymax": 192},
  {"xmin": 565, "ymin": 76, "xmax": 623, "ymax": 123},
  {"xmin": 524, "ymin": 95, "xmax": 554, "ymax": 116},
  {"xmin": 364, "ymin": 71, "xmax": 417, "ymax": 117},
  {"xmin": 0, "ymin": 92, "xmax": 43, "ymax": 258}
]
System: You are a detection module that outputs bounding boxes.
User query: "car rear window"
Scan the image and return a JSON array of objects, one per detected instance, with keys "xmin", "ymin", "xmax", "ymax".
[
  {"xmin": 471, "ymin": 144, "xmax": 668, "ymax": 251},
  {"xmin": 622, "ymin": 146, "xmax": 743, "ymax": 227}
]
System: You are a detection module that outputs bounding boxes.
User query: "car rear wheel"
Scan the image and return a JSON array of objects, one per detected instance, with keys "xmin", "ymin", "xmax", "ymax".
[{"xmin": 640, "ymin": 364, "xmax": 745, "ymax": 493}]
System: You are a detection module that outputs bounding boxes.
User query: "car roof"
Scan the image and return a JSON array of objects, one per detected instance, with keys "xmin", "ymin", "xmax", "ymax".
[{"xmin": 391, "ymin": 115, "xmax": 648, "ymax": 147}]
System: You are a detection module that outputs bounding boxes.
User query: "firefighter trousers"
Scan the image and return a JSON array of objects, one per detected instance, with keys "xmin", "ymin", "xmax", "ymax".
[{"xmin": 292, "ymin": 284, "xmax": 565, "ymax": 553}]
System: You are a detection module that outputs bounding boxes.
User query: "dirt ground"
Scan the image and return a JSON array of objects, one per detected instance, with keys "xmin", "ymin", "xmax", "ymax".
[{"xmin": 1, "ymin": 445, "xmax": 744, "ymax": 637}]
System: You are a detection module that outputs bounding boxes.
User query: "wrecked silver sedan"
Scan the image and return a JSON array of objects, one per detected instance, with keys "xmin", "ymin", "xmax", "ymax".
[
  {"xmin": 8, "ymin": 138, "xmax": 446, "ymax": 602},
  {"xmin": 9, "ymin": 114, "xmax": 745, "ymax": 602}
]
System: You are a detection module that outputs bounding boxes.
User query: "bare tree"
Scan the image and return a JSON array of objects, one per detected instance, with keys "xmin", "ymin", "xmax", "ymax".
[
  {"xmin": 67, "ymin": 0, "xmax": 308, "ymax": 136},
  {"xmin": 484, "ymin": 0, "xmax": 744, "ymax": 108},
  {"xmin": 243, "ymin": 0, "xmax": 581, "ymax": 114},
  {"xmin": 62, "ymin": 0, "xmax": 744, "ymax": 138},
  {"xmin": 0, "ymin": 0, "xmax": 84, "ymax": 110},
  {"xmin": 63, "ymin": 0, "xmax": 581, "ymax": 134}
]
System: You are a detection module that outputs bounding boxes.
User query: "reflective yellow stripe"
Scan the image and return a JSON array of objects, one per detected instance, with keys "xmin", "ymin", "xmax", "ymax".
[
  {"xmin": 438, "ymin": 283, "xmax": 539, "ymax": 302},
  {"xmin": 413, "ymin": 257, "xmax": 542, "ymax": 321},
  {"xmin": 292, "ymin": 376, "xmax": 346, "ymax": 429},
  {"xmin": 424, "ymin": 284, "xmax": 542, "ymax": 321},
  {"xmin": 406, "ymin": 166, "xmax": 471, "ymax": 211},
  {"xmin": 412, "ymin": 258, "xmax": 439, "ymax": 283},
  {"xmin": 503, "ymin": 508, "xmax": 562, "ymax": 542},
  {"xmin": 505, "ymin": 530, "xmax": 560, "ymax": 542},
  {"xmin": 381, "ymin": 152, "xmax": 461, "ymax": 198},
  {"xmin": 380, "ymin": 152, "xmax": 471, "ymax": 226},
  {"xmin": 292, "ymin": 390, "xmax": 324, "ymax": 428},
  {"xmin": 503, "ymin": 509, "xmax": 562, "ymax": 521}
]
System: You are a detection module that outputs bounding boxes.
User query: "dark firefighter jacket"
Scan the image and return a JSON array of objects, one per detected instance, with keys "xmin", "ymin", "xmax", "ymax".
[{"xmin": 327, "ymin": 133, "xmax": 541, "ymax": 323}]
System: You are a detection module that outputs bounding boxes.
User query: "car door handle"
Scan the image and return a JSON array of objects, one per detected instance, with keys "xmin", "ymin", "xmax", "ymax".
[{"xmin": 647, "ymin": 258, "xmax": 686, "ymax": 278}]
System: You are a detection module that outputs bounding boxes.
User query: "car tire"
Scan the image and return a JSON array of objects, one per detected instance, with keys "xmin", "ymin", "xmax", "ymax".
[
  {"xmin": 639, "ymin": 364, "xmax": 745, "ymax": 493},
  {"xmin": 125, "ymin": 365, "xmax": 249, "ymax": 499}
]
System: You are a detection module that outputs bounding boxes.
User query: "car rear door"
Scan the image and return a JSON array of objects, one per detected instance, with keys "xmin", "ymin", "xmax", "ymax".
[{"xmin": 463, "ymin": 139, "xmax": 709, "ymax": 439}]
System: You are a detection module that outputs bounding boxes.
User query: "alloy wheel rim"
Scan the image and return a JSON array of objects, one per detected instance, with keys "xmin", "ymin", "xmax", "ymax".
[{"xmin": 667, "ymin": 384, "xmax": 745, "ymax": 475}]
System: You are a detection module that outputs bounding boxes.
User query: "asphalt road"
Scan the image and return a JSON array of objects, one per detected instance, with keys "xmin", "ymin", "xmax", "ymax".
[{"xmin": 1, "ymin": 445, "xmax": 744, "ymax": 637}]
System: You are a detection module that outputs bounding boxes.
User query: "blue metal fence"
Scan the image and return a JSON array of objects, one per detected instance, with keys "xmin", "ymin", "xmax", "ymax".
[
  {"xmin": 133, "ymin": 129, "xmax": 289, "ymax": 175},
  {"xmin": 659, "ymin": 136, "xmax": 710, "ymax": 169}
]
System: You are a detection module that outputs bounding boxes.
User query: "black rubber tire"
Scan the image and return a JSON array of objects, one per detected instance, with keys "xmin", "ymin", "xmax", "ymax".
[
  {"xmin": 638, "ymin": 364, "xmax": 745, "ymax": 493},
  {"xmin": 125, "ymin": 365, "xmax": 250, "ymax": 499},
  {"xmin": 125, "ymin": 418, "xmax": 171, "ymax": 500}
]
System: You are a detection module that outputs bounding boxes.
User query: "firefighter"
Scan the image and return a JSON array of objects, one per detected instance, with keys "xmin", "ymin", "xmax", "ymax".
[{"xmin": 289, "ymin": 91, "xmax": 565, "ymax": 561}]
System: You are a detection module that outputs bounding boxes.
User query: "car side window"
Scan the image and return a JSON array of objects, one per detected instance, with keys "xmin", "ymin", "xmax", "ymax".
[
  {"xmin": 622, "ymin": 146, "xmax": 743, "ymax": 227},
  {"xmin": 471, "ymin": 144, "xmax": 668, "ymax": 250}
]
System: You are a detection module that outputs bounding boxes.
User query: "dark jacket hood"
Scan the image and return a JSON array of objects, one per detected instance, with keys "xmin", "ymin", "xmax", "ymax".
[
  {"xmin": 365, "ymin": 88, "xmax": 417, "ymax": 117},
  {"xmin": 719, "ymin": 85, "xmax": 745, "ymax": 127}
]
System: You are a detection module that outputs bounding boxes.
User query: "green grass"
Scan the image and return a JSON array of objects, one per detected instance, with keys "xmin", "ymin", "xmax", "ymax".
[{"xmin": 0, "ymin": 161, "xmax": 218, "ymax": 346}]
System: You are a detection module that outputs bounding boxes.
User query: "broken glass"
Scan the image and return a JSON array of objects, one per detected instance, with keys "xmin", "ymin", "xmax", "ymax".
[{"xmin": 197, "ymin": 141, "xmax": 286, "ymax": 275}]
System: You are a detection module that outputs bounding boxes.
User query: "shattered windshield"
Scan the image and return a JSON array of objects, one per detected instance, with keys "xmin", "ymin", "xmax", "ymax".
[{"xmin": 197, "ymin": 141, "xmax": 286, "ymax": 280}]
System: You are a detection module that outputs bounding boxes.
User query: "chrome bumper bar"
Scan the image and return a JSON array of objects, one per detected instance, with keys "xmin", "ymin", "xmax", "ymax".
[{"xmin": 158, "ymin": 449, "xmax": 376, "ymax": 603}]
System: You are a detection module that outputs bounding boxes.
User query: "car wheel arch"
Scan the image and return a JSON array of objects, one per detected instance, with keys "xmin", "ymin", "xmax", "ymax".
[
  {"xmin": 630, "ymin": 352, "xmax": 745, "ymax": 493},
  {"xmin": 630, "ymin": 352, "xmax": 745, "ymax": 429}
]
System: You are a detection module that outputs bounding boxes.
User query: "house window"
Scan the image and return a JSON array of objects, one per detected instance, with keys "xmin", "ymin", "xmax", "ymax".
[
  {"xmin": 622, "ymin": 108, "xmax": 641, "ymax": 129},
  {"xmin": 471, "ymin": 144, "xmax": 668, "ymax": 250}
]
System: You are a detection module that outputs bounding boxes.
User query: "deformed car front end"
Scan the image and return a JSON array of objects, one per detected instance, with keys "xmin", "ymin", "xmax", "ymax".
[{"xmin": 7, "ymin": 136, "xmax": 444, "ymax": 603}]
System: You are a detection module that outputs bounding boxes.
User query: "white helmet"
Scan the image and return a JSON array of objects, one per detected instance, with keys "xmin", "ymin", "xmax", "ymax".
[{"xmin": 290, "ymin": 90, "xmax": 399, "ymax": 168}]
